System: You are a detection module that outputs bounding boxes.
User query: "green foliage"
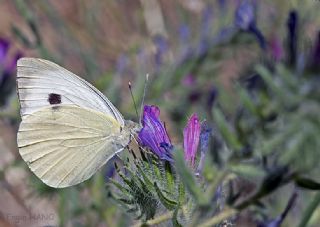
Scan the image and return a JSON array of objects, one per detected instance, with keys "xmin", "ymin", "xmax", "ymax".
[
  {"xmin": 173, "ymin": 149, "xmax": 207, "ymax": 206},
  {"xmin": 108, "ymin": 61, "xmax": 320, "ymax": 226},
  {"xmin": 250, "ymin": 64, "xmax": 320, "ymax": 173},
  {"xmin": 107, "ymin": 149, "xmax": 191, "ymax": 225}
]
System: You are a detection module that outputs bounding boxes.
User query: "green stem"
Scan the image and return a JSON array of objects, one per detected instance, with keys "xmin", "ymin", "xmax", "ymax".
[
  {"xmin": 132, "ymin": 207, "xmax": 237, "ymax": 227},
  {"xmin": 197, "ymin": 208, "xmax": 237, "ymax": 227},
  {"xmin": 298, "ymin": 192, "xmax": 320, "ymax": 227},
  {"xmin": 133, "ymin": 211, "xmax": 173, "ymax": 227}
]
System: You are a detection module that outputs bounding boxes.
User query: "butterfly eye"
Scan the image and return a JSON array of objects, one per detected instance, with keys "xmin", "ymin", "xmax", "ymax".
[
  {"xmin": 48, "ymin": 93, "xmax": 62, "ymax": 105},
  {"xmin": 120, "ymin": 126, "xmax": 123, "ymax": 132}
]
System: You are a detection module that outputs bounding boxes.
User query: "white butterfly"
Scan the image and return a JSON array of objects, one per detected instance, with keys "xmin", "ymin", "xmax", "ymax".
[{"xmin": 16, "ymin": 58, "xmax": 140, "ymax": 188}]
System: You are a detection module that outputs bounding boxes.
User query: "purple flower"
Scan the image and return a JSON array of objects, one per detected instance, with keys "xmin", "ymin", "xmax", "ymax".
[
  {"xmin": 207, "ymin": 86, "xmax": 218, "ymax": 110},
  {"xmin": 0, "ymin": 37, "xmax": 23, "ymax": 106},
  {"xmin": 116, "ymin": 53, "xmax": 128, "ymax": 75},
  {"xmin": 287, "ymin": 10, "xmax": 298, "ymax": 65},
  {"xmin": 0, "ymin": 38, "xmax": 10, "ymax": 62},
  {"xmin": 178, "ymin": 24, "xmax": 194, "ymax": 64},
  {"xmin": 138, "ymin": 105, "xmax": 173, "ymax": 161},
  {"xmin": 200, "ymin": 5, "xmax": 213, "ymax": 39},
  {"xmin": 234, "ymin": 1, "xmax": 266, "ymax": 49},
  {"xmin": 218, "ymin": 0, "xmax": 226, "ymax": 12},
  {"xmin": 269, "ymin": 36, "xmax": 284, "ymax": 62},
  {"xmin": 179, "ymin": 24, "xmax": 190, "ymax": 44},
  {"xmin": 153, "ymin": 35, "xmax": 168, "ymax": 70},
  {"xmin": 196, "ymin": 121, "xmax": 212, "ymax": 175},
  {"xmin": 182, "ymin": 74, "xmax": 196, "ymax": 87},
  {"xmin": 183, "ymin": 114, "xmax": 201, "ymax": 167},
  {"xmin": 234, "ymin": 1, "xmax": 255, "ymax": 31},
  {"xmin": 198, "ymin": 5, "xmax": 213, "ymax": 58},
  {"xmin": 310, "ymin": 31, "xmax": 320, "ymax": 71}
]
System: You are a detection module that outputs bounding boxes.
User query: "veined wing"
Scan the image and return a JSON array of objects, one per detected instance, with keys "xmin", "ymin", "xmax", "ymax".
[
  {"xmin": 17, "ymin": 105, "xmax": 128, "ymax": 188},
  {"xmin": 17, "ymin": 58, "xmax": 124, "ymax": 126}
]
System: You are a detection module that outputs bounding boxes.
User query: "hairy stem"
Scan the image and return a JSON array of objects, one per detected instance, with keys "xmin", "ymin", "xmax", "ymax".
[
  {"xmin": 133, "ymin": 211, "xmax": 173, "ymax": 227},
  {"xmin": 197, "ymin": 208, "xmax": 237, "ymax": 227}
]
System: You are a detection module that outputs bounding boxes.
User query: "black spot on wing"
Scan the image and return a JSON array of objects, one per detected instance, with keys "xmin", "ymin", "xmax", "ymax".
[{"xmin": 48, "ymin": 93, "xmax": 61, "ymax": 104}]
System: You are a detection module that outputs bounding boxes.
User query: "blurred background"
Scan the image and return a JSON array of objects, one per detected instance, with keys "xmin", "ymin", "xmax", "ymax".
[{"xmin": 0, "ymin": 0, "xmax": 319, "ymax": 226}]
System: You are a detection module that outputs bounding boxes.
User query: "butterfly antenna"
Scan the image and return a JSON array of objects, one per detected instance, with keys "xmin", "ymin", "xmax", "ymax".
[
  {"xmin": 140, "ymin": 74, "xmax": 149, "ymax": 124},
  {"xmin": 128, "ymin": 82, "xmax": 139, "ymax": 120}
]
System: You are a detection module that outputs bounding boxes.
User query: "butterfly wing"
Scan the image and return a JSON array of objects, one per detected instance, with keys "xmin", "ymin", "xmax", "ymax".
[
  {"xmin": 17, "ymin": 58, "xmax": 124, "ymax": 126},
  {"xmin": 17, "ymin": 105, "xmax": 129, "ymax": 188}
]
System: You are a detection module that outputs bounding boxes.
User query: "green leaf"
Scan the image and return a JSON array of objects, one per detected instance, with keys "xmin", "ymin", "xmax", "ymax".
[
  {"xmin": 178, "ymin": 183, "xmax": 186, "ymax": 205},
  {"xmin": 154, "ymin": 182, "xmax": 178, "ymax": 210},
  {"xmin": 165, "ymin": 161, "xmax": 175, "ymax": 193},
  {"xmin": 118, "ymin": 172, "xmax": 136, "ymax": 191},
  {"xmin": 11, "ymin": 25, "xmax": 33, "ymax": 47},
  {"xmin": 238, "ymin": 85, "xmax": 257, "ymax": 115},
  {"xmin": 255, "ymin": 65, "xmax": 295, "ymax": 105},
  {"xmin": 259, "ymin": 166, "xmax": 288, "ymax": 194},
  {"xmin": 119, "ymin": 197, "xmax": 135, "ymax": 205},
  {"xmin": 295, "ymin": 177, "xmax": 320, "ymax": 190},
  {"xmin": 127, "ymin": 206, "xmax": 139, "ymax": 214},
  {"xmin": 172, "ymin": 206, "xmax": 182, "ymax": 227},
  {"xmin": 173, "ymin": 149, "xmax": 207, "ymax": 206},
  {"xmin": 109, "ymin": 178, "xmax": 131, "ymax": 195},
  {"xmin": 213, "ymin": 109, "xmax": 242, "ymax": 151},
  {"xmin": 255, "ymin": 65, "xmax": 279, "ymax": 94},
  {"xmin": 136, "ymin": 164, "xmax": 154, "ymax": 189},
  {"xmin": 229, "ymin": 164, "xmax": 265, "ymax": 179}
]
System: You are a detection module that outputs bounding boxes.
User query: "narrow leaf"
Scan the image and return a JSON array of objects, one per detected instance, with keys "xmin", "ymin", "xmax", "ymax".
[
  {"xmin": 173, "ymin": 149, "xmax": 207, "ymax": 206},
  {"xmin": 213, "ymin": 109, "xmax": 242, "ymax": 150},
  {"xmin": 154, "ymin": 182, "xmax": 178, "ymax": 210},
  {"xmin": 295, "ymin": 177, "xmax": 320, "ymax": 190}
]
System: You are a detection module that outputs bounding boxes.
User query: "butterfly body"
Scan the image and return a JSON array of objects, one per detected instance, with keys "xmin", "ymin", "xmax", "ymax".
[{"xmin": 16, "ymin": 58, "xmax": 139, "ymax": 188}]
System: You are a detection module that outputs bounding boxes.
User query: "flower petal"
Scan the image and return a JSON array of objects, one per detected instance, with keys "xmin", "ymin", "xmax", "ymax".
[
  {"xmin": 0, "ymin": 38, "xmax": 10, "ymax": 63},
  {"xmin": 183, "ymin": 113, "xmax": 201, "ymax": 166},
  {"xmin": 138, "ymin": 105, "xmax": 173, "ymax": 161}
]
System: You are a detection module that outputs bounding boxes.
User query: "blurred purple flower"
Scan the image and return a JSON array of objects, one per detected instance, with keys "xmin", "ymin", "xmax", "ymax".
[
  {"xmin": 207, "ymin": 86, "xmax": 218, "ymax": 110},
  {"xmin": 212, "ymin": 27, "xmax": 237, "ymax": 45},
  {"xmin": 116, "ymin": 53, "xmax": 128, "ymax": 75},
  {"xmin": 181, "ymin": 75, "xmax": 202, "ymax": 103},
  {"xmin": 287, "ymin": 10, "xmax": 298, "ymax": 65},
  {"xmin": 138, "ymin": 105, "xmax": 173, "ymax": 161},
  {"xmin": 136, "ymin": 47, "xmax": 150, "ymax": 73},
  {"xmin": 311, "ymin": 30, "xmax": 320, "ymax": 70},
  {"xmin": 201, "ymin": 5, "xmax": 213, "ymax": 39},
  {"xmin": 269, "ymin": 36, "xmax": 284, "ymax": 62},
  {"xmin": 198, "ymin": 5, "xmax": 213, "ymax": 57},
  {"xmin": 183, "ymin": 113, "xmax": 201, "ymax": 167},
  {"xmin": 178, "ymin": 24, "xmax": 194, "ymax": 64},
  {"xmin": 218, "ymin": 0, "xmax": 226, "ymax": 13},
  {"xmin": 188, "ymin": 91, "xmax": 202, "ymax": 103},
  {"xmin": 104, "ymin": 156, "xmax": 124, "ymax": 182},
  {"xmin": 0, "ymin": 37, "xmax": 23, "ymax": 106},
  {"xmin": 105, "ymin": 166, "xmax": 115, "ymax": 179},
  {"xmin": 235, "ymin": 1, "xmax": 265, "ymax": 49},
  {"xmin": 0, "ymin": 38, "xmax": 10, "ymax": 62},
  {"xmin": 179, "ymin": 24, "xmax": 190, "ymax": 44},
  {"xmin": 182, "ymin": 74, "xmax": 196, "ymax": 87},
  {"xmin": 234, "ymin": 1, "xmax": 255, "ymax": 31},
  {"xmin": 153, "ymin": 35, "xmax": 168, "ymax": 70},
  {"xmin": 196, "ymin": 121, "xmax": 212, "ymax": 175}
]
